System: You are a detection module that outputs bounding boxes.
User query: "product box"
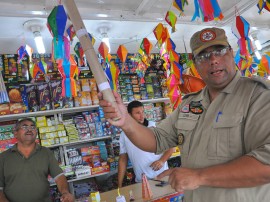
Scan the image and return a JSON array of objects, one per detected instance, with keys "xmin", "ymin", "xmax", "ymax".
[
  {"xmin": 7, "ymin": 86, "xmax": 22, "ymax": 103},
  {"xmin": 36, "ymin": 82, "xmax": 52, "ymax": 111},
  {"xmin": 2, "ymin": 54, "xmax": 18, "ymax": 83},
  {"xmin": 9, "ymin": 103, "xmax": 24, "ymax": 114},
  {"xmin": 50, "ymin": 80, "xmax": 64, "ymax": 109},
  {"xmin": 0, "ymin": 104, "xmax": 10, "ymax": 116},
  {"xmin": 17, "ymin": 55, "xmax": 30, "ymax": 83}
]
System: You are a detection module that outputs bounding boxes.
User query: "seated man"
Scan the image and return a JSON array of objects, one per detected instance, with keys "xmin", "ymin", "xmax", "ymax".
[
  {"xmin": 0, "ymin": 118, "xmax": 74, "ymax": 202},
  {"xmin": 118, "ymin": 101, "xmax": 174, "ymax": 187}
]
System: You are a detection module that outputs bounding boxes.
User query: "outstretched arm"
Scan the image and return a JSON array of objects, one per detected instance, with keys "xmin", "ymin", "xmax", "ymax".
[
  {"xmin": 150, "ymin": 148, "xmax": 174, "ymax": 171},
  {"xmin": 99, "ymin": 91, "xmax": 157, "ymax": 152},
  {"xmin": 118, "ymin": 154, "xmax": 128, "ymax": 188},
  {"xmin": 157, "ymin": 155, "xmax": 270, "ymax": 192}
]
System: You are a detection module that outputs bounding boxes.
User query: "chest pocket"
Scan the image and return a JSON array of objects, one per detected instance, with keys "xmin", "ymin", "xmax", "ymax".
[
  {"xmin": 208, "ymin": 113, "xmax": 243, "ymax": 159},
  {"xmin": 175, "ymin": 113, "xmax": 199, "ymax": 155}
]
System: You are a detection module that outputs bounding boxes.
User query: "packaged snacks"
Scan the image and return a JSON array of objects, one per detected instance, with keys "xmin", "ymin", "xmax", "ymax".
[{"xmin": 36, "ymin": 83, "xmax": 52, "ymax": 111}]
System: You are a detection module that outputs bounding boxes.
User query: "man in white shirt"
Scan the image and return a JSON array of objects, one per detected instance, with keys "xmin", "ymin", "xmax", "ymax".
[{"xmin": 118, "ymin": 101, "xmax": 174, "ymax": 187}]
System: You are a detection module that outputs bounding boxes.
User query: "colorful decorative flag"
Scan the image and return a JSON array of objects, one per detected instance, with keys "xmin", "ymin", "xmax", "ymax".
[
  {"xmin": 232, "ymin": 15, "xmax": 253, "ymax": 73},
  {"xmin": 192, "ymin": 0, "xmax": 224, "ymax": 22},
  {"xmin": 173, "ymin": 0, "xmax": 189, "ymax": 15},
  {"xmin": 88, "ymin": 33, "xmax": 96, "ymax": 46},
  {"xmin": 165, "ymin": 38, "xmax": 176, "ymax": 52},
  {"xmin": 66, "ymin": 25, "xmax": 76, "ymax": 41},
  {"xmin": 165, "ymin": 11, "xmax": 177, "ymax": 32},
  {"xmin": 17, "ymin": 45, "xmax": 33, "ymax": 64},
  {"xmin": 98, "ymin": 42, "xmax": 109, "ymax": 61},
  {"xmin": 74, "ymin": 42, "xmax": 85, "ymax": 67},
  {"xmin": 117, "ymin": 45, "xmax": 128, "ymax": 63},
  {"xmin": 140, "ymin": 38, "xmax": 153, "ymax": 55},
  {"xmin": 153, "ymin": 23, "xmax": 164, "ymax": 42},
  {"xmin": 257, "ymin": 0, "xmax": 270, "ymax": 14}
]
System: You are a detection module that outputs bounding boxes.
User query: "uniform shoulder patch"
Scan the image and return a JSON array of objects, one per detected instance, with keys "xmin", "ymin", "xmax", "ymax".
[
  {"xmin": 249, "ymin": 76, "xmax": 270, "ymax": 90},
  {"xmin": 183, "ymin": 89, "xmax": 203, "ymax": 99}
]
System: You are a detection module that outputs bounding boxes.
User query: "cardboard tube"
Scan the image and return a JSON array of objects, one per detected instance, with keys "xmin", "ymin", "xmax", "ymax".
[{"xmin": 63, "ymin": 0, "xmax": 119, "ymax": 114}]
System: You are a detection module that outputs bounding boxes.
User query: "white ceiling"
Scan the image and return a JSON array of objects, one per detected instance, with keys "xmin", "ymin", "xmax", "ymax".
[{"xmin": 0, "ymin": 0, "xmax": 269, "ymax": 55}]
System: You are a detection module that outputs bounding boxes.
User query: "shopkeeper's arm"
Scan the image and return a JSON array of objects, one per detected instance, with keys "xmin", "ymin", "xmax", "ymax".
[
  {"xmin": 157, "ymin": 155, "xmax": 270, "ymax": 191},
  {"xmin": 55, "ymin": 174, "xmax": 74, "ymax": 202},
  {"xmin": 0, "ymin": 191, "xmax": 9, "ymax": 202},
  {"xmin": 150, "ymin": 148, "xmax": 174, "ymax": 171},
  {"xmin": 118, "ymin": 153, "xmax": 128, "ymax": 188}
]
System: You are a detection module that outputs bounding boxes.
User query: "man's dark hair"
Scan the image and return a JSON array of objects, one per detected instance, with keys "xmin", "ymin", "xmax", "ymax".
[
  {"xmin": 127, "ymin": 101, "xmax": 149, "ymax": 126},
  {"xmin": 127, "ymin": 100, "xmax": 143, "ymax": 114},
  {"xmin": 14, "ymin": 118, "xmax": 36, "ymax": 131}
]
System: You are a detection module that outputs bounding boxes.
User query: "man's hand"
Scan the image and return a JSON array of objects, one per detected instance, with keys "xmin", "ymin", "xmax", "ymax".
[
  {"xmin": 60, "ymin": 192, "xmax": 74, "ymax": 202},
  {"xmin": 156, "ymin": 168, "xmax": 201, "ymax": 192},
  {"xmin": 98, "ymin": 91, "xmax": 129, "ymax": 127},
  {"xmin": 150, "ymin": 160, "xmax": 164, "ymax": 171}
]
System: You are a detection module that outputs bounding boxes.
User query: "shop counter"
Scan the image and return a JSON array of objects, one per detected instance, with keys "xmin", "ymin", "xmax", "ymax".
[{"xmin": 98, "ymin": 178, "xmax": 184, "ymax": 202}]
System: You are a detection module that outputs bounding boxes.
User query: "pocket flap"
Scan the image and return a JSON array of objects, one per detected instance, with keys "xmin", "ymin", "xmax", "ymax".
[
  {"xmin": 213, "ymin": 113, "xmax": 243, "ymax": 128},
  {"xmin": 175, "ymin": 113, "xmax": 199, "ymax": 130}
]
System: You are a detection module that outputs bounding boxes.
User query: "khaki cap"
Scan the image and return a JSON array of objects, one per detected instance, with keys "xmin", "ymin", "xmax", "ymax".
[{"xmin": 190, "ymin": 27, "xmax": 230, "ymax": 57}]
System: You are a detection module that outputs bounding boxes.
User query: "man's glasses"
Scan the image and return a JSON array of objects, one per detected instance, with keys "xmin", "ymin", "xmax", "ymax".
[
  {"xmin": 194, "ymin": 46, "xmax": 230, "ymax": 64},
  {"xmin": 19, "ymin": 125, "xmax": 37, "ymax": 131}
]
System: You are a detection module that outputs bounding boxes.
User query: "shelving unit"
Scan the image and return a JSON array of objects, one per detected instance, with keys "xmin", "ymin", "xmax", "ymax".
[
  {"xmin": 0, "ymin": 97, "xmax": 170, "ymax": 122},
  {"xmin": 0, "ymin": 97, "xmax": 171, "ymax": 196}
]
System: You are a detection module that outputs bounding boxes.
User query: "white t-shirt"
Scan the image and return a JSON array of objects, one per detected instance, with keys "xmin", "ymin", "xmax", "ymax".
[{"xmin": 119, "ymin": 121, "xmax": 169, "ymax": 182}]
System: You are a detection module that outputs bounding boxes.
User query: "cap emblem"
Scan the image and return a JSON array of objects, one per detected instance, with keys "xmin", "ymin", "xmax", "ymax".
[{"xmin": 200, "ymin": 30, "xmax": 216, "ymax": 42}]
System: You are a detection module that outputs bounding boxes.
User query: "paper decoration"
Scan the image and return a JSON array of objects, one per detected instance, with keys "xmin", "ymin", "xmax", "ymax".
[
  {"xmin": 192, "ymin": 0, "xmax": 224, "ymax": 22},
  {"xmin": 258, "ymin": 54, "xmax": 270, "ymax": 75},
  {"xmin": 66, "ymin": 25, "xmax": 76, "ymax": 41},
  {"xmin": 168, "ymin": 86, "xmax": 181, "ymax": 110},
  {"xmin": 47, "ymin": 5, "xmax": 67, "ymax": 37},
  {"xmin": 140, "ymin": 38, "xmax": 153, "ymax": 55},
  {"xmin": 141, "ymin": 173, "xmax": 153, "ymax": 200},
  {"xmin": 165, "ymin": 38, "xmax": 176, "ymax": 52},
  {"xmin": 117, "ymin": 45, "xmax": 128, "ymax": 63},
  {"xmin": 98, "ymin": 42, "xmax": 109, "ymax": 60},
  {"xmin": 257, "ymin": 0, "xmax": 270, "ymax": 14},
  {"xmin": 179, "ymin": 74, "xmax": 206, "ymax": 94},
  {"xmin": 173, "ymin": 0, "xmax": 189, "ymax": 15},
  {"xmin": 74, "ymin": 42, "xmax": 85, "ymax": 67},
  {"xmin": 232, "ymin": 15, "xmax": 253, "ymax": 73},
  {"xmin": 165, "ymin": 11, "xmax": 177, "ymax": 32},
  {"xmin": 17, "ymin": 45, "xmax": 33, "ymax": 63},
  {"xmin": 153, "ymin": 23, "xmax": 164, "ymax": 42}
]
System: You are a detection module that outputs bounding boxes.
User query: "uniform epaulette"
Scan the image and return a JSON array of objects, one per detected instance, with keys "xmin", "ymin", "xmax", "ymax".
[
  {"xmin": 249, "ymin": 76, "xmax": 270, "ymax": 90},
  {"xmin": 182, "ymin": 89, "xmax": 203, "ymax": 99}
]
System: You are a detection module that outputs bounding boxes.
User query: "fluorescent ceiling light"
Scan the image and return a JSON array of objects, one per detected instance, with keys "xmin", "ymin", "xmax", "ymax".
[
  {"xmin": 255, "ymin": 50, "xmax": 261, "ymax": 60},
  {"xmin": 102, "ymin": 33, "xmax": 110, "ymax": 53},
  {"xmin": 254, "ymin": 39, "xmax": 262, "ymax": 51},
  {"xmin": 97, "ymin": 14, "xmax": 108, "ymax": 18},
  {"xmin": 33, "ymin": 31, "xmax": 45, "ymax": 54}
]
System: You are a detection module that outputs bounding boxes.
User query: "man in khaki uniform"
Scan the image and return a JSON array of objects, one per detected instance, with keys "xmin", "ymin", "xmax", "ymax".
[{"xmin": 99, "ymin": 27, "xmax": 270, "ymax": 202}]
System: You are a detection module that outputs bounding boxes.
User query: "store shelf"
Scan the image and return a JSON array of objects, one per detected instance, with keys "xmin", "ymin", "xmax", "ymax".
[
  {"xmin": 46, "ymin": 136, "xmax": 112, "ymax": 148},
  {"xmin": 123, "ymin": 97, "xmax": 170, "ymax": 105},
  {"xmin": 68, "ymin": 171, "xmax": 110, "ymax": 183},
  {"xmin": 0, "ymin": 105, "xmax": 99, "ymax": 122},
  {"xmin": 0, "ymin": 98, "xmax": 170, "ymax": 122}
]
